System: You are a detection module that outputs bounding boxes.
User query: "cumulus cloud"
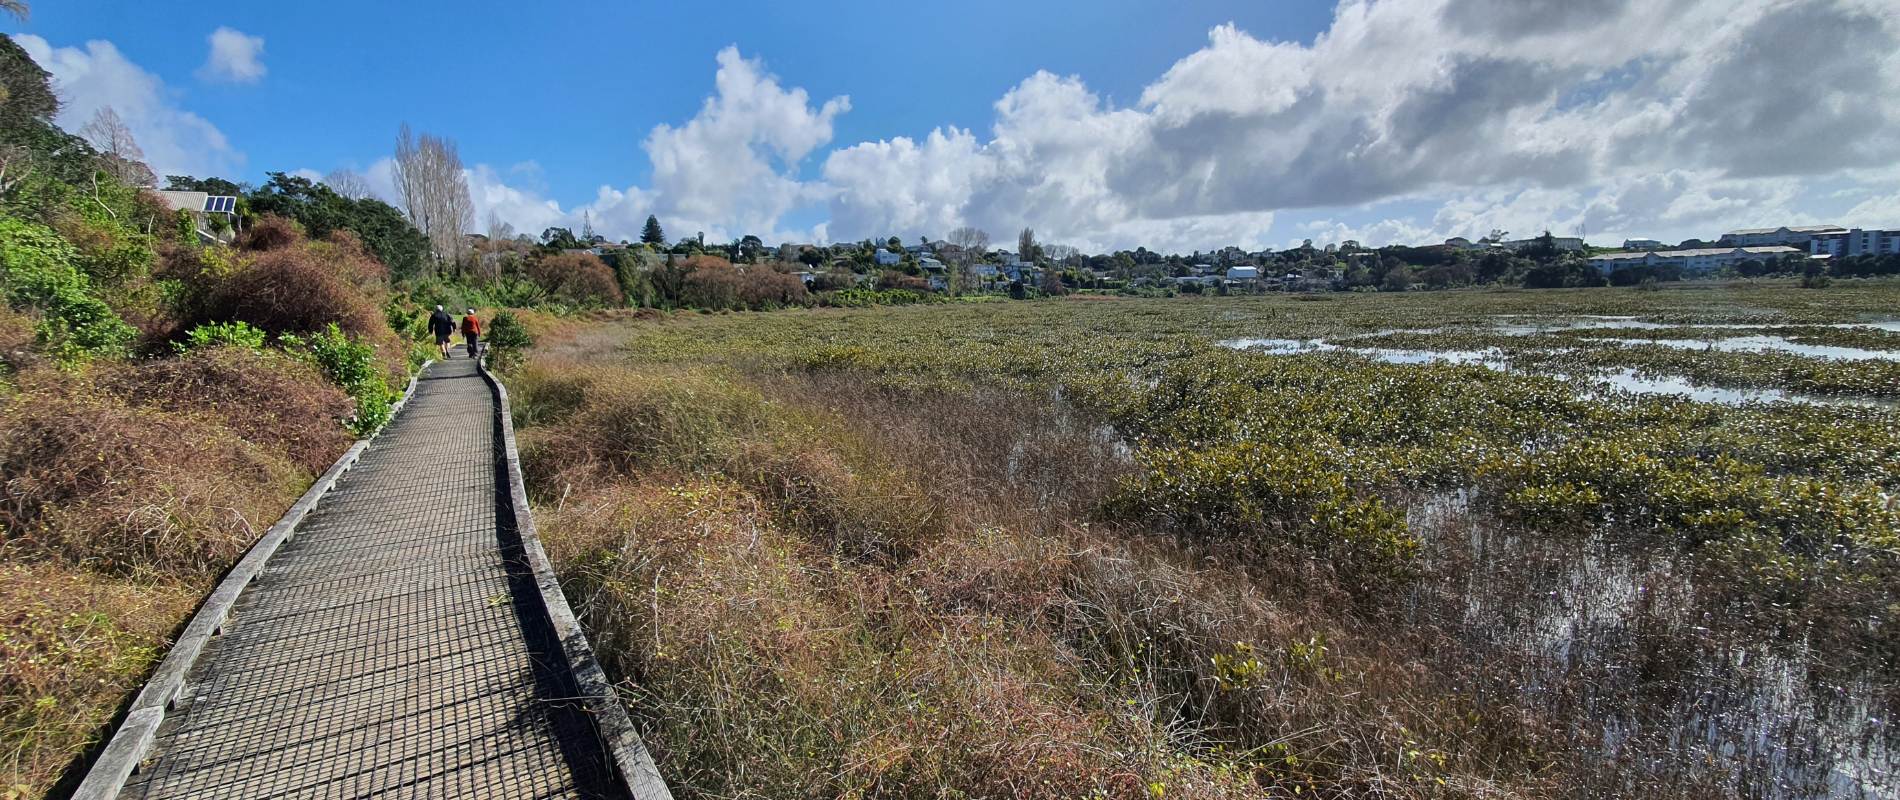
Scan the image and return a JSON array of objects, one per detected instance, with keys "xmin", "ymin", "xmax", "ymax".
[
  {"xmin": 18, "ymin": 35, "xmax": 242, "ymax": 179},
  {"xmin": 451, "ymin": 47, "xmax": 843, "ymax": 245},
  {"xmin": 198, "ymin": 27, "xmax": 266, "ymax": 84},
  {"xmin": 815, "ymin": 0, "xmax": 1900, "ymax": 251},
  {"xmin": 428, "ymin": 0, "xmax": 1900, "ymax": 252}
]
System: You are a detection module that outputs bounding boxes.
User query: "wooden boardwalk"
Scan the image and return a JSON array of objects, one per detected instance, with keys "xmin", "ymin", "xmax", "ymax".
[{"xmin": 77, "ymin": 356, "xmax": 668, "ymax": 800}]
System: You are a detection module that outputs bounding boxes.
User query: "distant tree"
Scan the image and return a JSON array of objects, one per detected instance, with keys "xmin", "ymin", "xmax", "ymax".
[
  {"xmin": 485, "ymin": 210, "xmax": 515, "ymax": 245},
  {"xmin": 1038, "ymin": 265, "xmax": 1064, "ymax": 296},
  {"xmin": 641, "ymin": 215, "xmax": 666, "ymax": 244},
  {"xmin": 165, "ymin": 174, "xmax": 244, "ymax": 196},
  {"xmin": 1380, "ymin": 264, "xmax": 1414, "ymax": 292},
  {"xmin": 946, "ymin": 226, "xmax": 990, "ymax": 294},
  {"xmin": 540, "ymin": 226, "xmax": 579, "ymax": 249},
  {"xmin": 887, "ymin": 235, "xmax": 902, "ymax": 251},
  {"xmin": 1, "ymin": 2, "xmax": 29, "ymax": 22},
  {"xmin": 244, "ymin": 171, "xmax": 430, "ymax": 278},
  {"xmin": 1018, "ymin": 228, "xmax": 1038, "ymax": 263},
  {"xmin": 738, "ymin": 234, "xmax": 765, "ymax": 263},
  {"xmin": 796, "ymin": 248, "xmax": 824, "ymax": 268},
  {"xmin": 581, "ymin": 210, "xmax": 596, "ymax": 242},
  {"xmin": 392, "ymin": 122, "xmax": 475, "ymax": 269},
  {"xmin": 323, "ymin": 168, "xmax": 372, "ymax": 200},
  {"xmin": 81, "ymin": 106, "xmax": 155, "ymax": 187}
]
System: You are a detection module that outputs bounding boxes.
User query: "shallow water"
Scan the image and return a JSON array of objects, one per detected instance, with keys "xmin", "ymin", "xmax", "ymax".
[
  {"xmin": 1405, "ymin": 494, "xmax": 1899, "ymax": 799},
  {"xmin": 1616, "ymin": 336, "xmax": 1900, "ymax": 361}
]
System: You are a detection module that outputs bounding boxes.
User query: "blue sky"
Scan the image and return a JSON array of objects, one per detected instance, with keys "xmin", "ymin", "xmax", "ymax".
[{"xmin": 10, "ymin": 0, "xmax": 1900, "ymax": 252}]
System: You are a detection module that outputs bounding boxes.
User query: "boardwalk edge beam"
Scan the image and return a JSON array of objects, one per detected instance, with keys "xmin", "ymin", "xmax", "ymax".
[{"xmin": 479, "ymin": 357, "xmax": 675, "ymax": 800}]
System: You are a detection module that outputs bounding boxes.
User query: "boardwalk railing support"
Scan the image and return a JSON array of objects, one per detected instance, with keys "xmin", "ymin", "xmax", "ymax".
[{"xmin": 478, "ymin": 357, "xmax": 674, "ymax": 800}]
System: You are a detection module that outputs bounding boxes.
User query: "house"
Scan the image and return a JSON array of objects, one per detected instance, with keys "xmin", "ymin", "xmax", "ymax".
[
  {"xmin": 972, "ymin": 264, "xmax": 1001, "ymax": 280},
  {"xmin": 1718, "ymin": 225, "xmax": 1845, "ymax": 248},
  {"xmin": 1588, "ymin": 246, "xmax": 1803, "ymax": 275},
  {"xmin": 1226, "ymin": 266, "xmax": 1261, "ymax": 282},
  {"xmin": 1192, "ymin": 263, "xmax": 1216, "ymax": 276},
  {"xmin": 874, "ymin": 248, "xmax": 901, "ymax": 266},
  {"xmin": 1622, "ymin": 238, "xmax": 1663, "ymax": 250},
  {"xmin": 157, "ymin": 190, "xmax": 239, "ymax": 243},
  {"xmin": 918, "ymin": 257, "xmax": 946, "ymax": 273},
  {"xmin": 1809, "ymin": 228, "xmax": 1900, "ymax": 258}
]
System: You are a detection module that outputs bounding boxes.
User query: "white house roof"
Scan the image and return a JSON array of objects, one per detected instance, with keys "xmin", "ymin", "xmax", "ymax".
[{"xmin": 1725, "ymin": 225, "xmax": 1843, "ymax": 236}]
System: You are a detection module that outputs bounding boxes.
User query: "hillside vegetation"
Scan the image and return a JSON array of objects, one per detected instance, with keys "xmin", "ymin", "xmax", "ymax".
[
  {"xmin": 509, "ymin": 285, "xmax": 1900, "ymax": 799},
  {"xmin": 0, "ymin": 37, "xmax": 426, "ymax": 797}
]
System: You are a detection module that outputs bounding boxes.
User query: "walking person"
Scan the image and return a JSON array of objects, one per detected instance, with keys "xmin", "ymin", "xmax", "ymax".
[
  {"xmin": 461, "ymin": 308, "xmax": 483, "ymax": 361},
  {"xmin": 428, "ymin": 305, "xmax": 455, "ymax": 360}
]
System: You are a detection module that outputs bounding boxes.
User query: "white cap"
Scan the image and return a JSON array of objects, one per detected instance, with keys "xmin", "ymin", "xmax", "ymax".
[{"xmin": 435, "ymin": 305, "xmax": 444, "ymax": 311}]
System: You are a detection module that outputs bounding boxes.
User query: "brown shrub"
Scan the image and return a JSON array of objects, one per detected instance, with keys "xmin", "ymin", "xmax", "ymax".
[
  {"xmin": 0, "ymin": 305, "xmax": 37, "ymax": 375},
  {"xmin": 238, "ymin": 214, "xmax": 304, "ymax": 252},
  {"xmin": 191, "ymin": 247, "xmax": 388, "ymax": 341},
  {"xmin": 93, "ymin": 347, "xmax": 355, "ymax": 475},
  {"xmin": 312, "ymin": 229, "xmax": 390, "ymax": 295},
  {"xmin": 875, "ymin": 270, "xmax": 927, "ymax": 291},
  {"xmin": 526, "ymin": 251, "xmax": 623, "ymax": 306},
  {"xmin": 0, "ymin": 386, "xmax": 304, "ymax": 578}
]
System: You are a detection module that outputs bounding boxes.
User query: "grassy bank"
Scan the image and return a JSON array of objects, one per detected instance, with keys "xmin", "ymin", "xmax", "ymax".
[{"xmin": 511, "ymin": 284, "xmax": 1900, "ymax": 799}]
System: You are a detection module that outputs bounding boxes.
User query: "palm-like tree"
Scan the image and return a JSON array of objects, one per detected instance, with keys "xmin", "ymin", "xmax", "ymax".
[{"xmin": 1, "ymin": 1, "xmax": 29, "ymax": 21}]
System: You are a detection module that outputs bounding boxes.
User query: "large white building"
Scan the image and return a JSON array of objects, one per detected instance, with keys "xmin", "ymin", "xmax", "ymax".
[
  {"xmin": 1499, "ymin": 236, "xmax": 1585, "ymax": 252},
  {"xmin": 1589, "ymin": 246, "xmax": 1803, "ymax": 275},
  {"xmin": 1717, "ymin": 225, "xmax": 1845, "ymax": 248},
  {"xmin": 1809, "ymin": 228, "xmax": 1900, "ymax": 258}
]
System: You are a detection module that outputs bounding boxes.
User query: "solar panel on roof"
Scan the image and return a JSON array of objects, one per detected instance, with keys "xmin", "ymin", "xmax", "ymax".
[{"xmin": 203, "ymin": 196, "xmax": 237, "ymax": 214}]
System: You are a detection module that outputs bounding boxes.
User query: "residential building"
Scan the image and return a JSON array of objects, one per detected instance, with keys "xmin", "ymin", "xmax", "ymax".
[
  {"xmin": 1809, "ymin": 228, "xmax": 1900, "ymax": 258},
  {"xmin": 1588, "ymin": 246, "xmax": 1803, "ymax": 275},
  {"xmin": 1622, "ymin": 238, "xmax": 1663, "ymax": 250},
  {"xmin": 874, "ymin": 247, "xmax": 901, "ymax": 266},
  {"xmin": 157, "ymin": 190, "xmax": 239, "ymax": 243},
  {"xmin": 918, "ymin": 257, "xmax": 946, "ymax": 273},
  {"xmin": 1718, "ymin": 225, "xmax": 1845, "ymax": 248},
  {"xmin": 1226, "ymin": 266, "xmax": 1261, "ymax": 282}
]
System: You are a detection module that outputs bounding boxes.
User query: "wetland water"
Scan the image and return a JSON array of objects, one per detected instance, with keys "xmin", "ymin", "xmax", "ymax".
[
  {"xmin": 1221, "ymin": 317, "xmax": 1900, "ymax": 407},
  {"xmin": 1219, "ymin": 318, "xmax": 1900, "ymax": 797}
]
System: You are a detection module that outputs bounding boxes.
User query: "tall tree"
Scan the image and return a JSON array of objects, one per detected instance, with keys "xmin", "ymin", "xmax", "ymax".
[
  {"xmin": 486, "ymin": 210, "xmax": 515, "ymax": 245},
  {"xmin": 80, "ymin": 106, "xmax": 155, "ymax": 187},
  {"xmin": 581, "ymin": 210, "xmax": 596, "ymax": 242},
  {"xmin": 392, "ymin": 123, "xmax": 474, "ymax": 269},
  {"xmin": 641, "ymin": 214, "xmax": 665, "ymax": 245},
  {"xmin": 946, "ymin": 226, "xmax": 990, "ymax": 294},
  {"xmin": 1017, "ymin": 228, "xmax": 1037, "ymax": 263},
  {"xmin": 323, "ymin": 168, "xmax": 372, "ymax": 200}
]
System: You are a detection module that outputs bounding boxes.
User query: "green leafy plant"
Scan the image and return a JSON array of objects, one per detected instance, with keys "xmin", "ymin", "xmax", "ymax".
[
  {"xmin": 279, "ymin": 323, "xmax": 395, "ymax": 435},
  {"xmin": 175, "ymin": 320, "xmax": 267, "ymax": 352},
  {"xmin": 0, "ymin": 215, "xmax": 136, "ymax": 364}
]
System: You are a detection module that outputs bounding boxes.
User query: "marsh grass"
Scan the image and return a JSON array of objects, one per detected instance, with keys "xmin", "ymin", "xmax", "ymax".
[{"xmin": 520, "ymin": 284, "xmax": 1900, "ymax": 799}]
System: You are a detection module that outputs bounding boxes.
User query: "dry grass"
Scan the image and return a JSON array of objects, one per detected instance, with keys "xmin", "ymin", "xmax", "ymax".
[
  {"xmin": 0, "ymin": 562, "xmax": 198, "ymax": 799},
  {"xmin": 512, "ymin": 353, "xmax": 1695, "ymax": 799},
  {"xmin": 0, "ymin": 352, "xmax": 353, "ymax": 796}
]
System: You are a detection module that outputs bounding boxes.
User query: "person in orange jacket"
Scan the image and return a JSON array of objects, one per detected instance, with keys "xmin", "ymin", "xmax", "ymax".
[{"xmin": 460, "ymin": 308, "xmax": 482, "ymax": 359}]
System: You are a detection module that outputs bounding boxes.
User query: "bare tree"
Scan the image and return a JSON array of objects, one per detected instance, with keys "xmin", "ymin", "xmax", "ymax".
[
  {"xmin": 393, "ymin": 123, "xmax": 475, "ymax": 270},
  {"xmin": 323, "ymin": 168, "xmax": 372, "ymax": 200},
  {"xmin": 946, "ymin": 226, "xmax": 990, "ymax": 294},
  {"xmin": 1, "ymin": 1, "xmax": 28, "ymax": 22},
  {"xmin": 1043, "ymin": 243, "xmax": 1078, "ymax": 265},
  {"xmin": 486, "ymin": 210, "xmax": 515, "ymax": 245},
  {"xmin": 81, "ymin": 106, "xmax": 155, "ymax": 187},
  {"xmin": 1018, "ymin": 227, "xmax": 1037, "ymax": 263}
]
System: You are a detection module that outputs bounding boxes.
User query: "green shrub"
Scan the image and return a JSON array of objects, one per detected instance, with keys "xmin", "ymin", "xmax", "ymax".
[
  {"xmin": 0, "ymin": 215, "xmax": 136, "ymax": 364},
  {"xmin": 176, "ymin": 320, "xmax": 267, "ymax": 352},
  {"xmin": 485, "ymin": 310, "xmax": 532, "ymax": 350},
  {"xmin": 280, "ymin": 323, "xmax": 396, "ymax": 436}
]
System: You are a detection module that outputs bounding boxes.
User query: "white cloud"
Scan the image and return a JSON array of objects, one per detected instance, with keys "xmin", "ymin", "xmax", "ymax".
[
  {"xmin": 394, "ymin": 0, "xmax": 1900, "ymax": 253},
  {"xmin": 17, "ymin": 35, "xmax": 242, "ymax": 179},
  {"xmin": 198, "ymin": 27, "xmax": 266, "ymax": 84}
]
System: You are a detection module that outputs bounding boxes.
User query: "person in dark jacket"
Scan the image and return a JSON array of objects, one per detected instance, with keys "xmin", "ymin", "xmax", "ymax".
[{"xmin": 428, "ymin": 305, "xmax": 454, "ymax": 359}]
